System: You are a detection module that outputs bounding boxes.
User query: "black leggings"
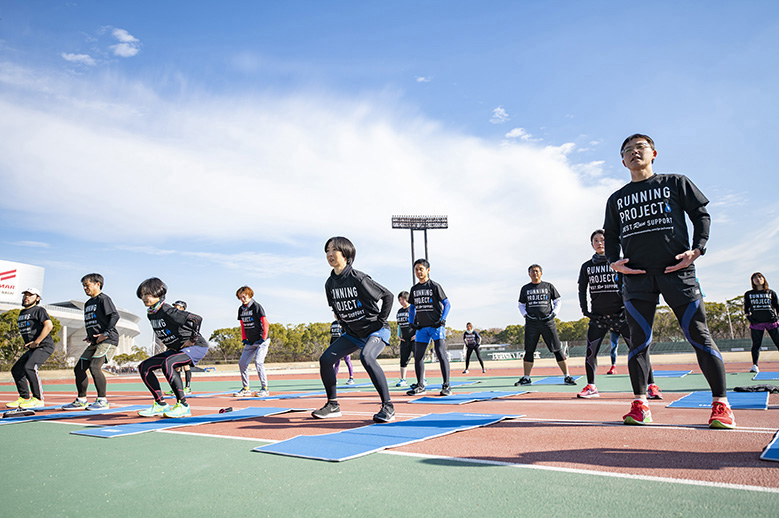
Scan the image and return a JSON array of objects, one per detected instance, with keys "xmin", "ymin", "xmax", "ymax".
[
  {"xmin": 319, "ymin": 335, "xmax": 390, "ymax": 403},
  {"xmin": 625, "ymin": 298, "xmax": 726, "ymax": 397},
  {"xmin": 75, "ymin": 356, "xmax": 108, "ymax": 398},
  {"xmin": 414, "ymin": 339, "xmax": 449, "ymax": 386},
  {"xmin": 751, "ymin": 327, "xmax": 779, "ymax": 365},
  {"xmin": 465, "ymin": 346, "xmax": 484, "ymax": 370},
  {"xmin": 139, "ymin": 350, "xmax": 192, "ymax": 404},
  {"xmin": 584, "ymin": 318, "xmax": 655, "ymax": 385},
  {"xmin": 11, "ymin": 346, "xmax": 54, "ymax": 400}
]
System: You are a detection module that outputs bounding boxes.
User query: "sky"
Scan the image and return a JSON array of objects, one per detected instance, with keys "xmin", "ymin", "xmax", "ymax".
[{"xmin": 2, "ymin": 1, "xmax": 779, "ymax": 349}]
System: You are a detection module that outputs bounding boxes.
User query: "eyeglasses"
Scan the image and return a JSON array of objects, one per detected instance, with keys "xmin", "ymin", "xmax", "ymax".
[{"xmin": 621, "ymin": 142, "xmax": 653, "ymax": 156}]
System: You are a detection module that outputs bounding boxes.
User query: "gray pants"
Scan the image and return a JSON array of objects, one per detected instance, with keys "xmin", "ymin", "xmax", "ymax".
[{"xmin": 239, "ymin": 339, "xmax": 270, "ymax": 388}]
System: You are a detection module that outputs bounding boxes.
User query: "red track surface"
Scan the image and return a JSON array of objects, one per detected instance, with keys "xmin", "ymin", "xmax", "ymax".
[{"xmin": 4, "ymin": 362, "xmax": 779, "ymax": 489}]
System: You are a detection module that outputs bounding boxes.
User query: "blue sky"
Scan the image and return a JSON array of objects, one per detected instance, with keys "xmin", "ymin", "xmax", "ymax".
[{"xmin": 2, "ymin": 1, "xmax": 778, "ymax": 348}]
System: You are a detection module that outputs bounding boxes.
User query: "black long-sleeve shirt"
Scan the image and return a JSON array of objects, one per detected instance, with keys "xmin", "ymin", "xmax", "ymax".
[
  {"xmin": 325, "ymin": 265, "xmax": 393, "ymax": 339},
  {"xmin": 84, "ymin": 292, "xmax": 120, "ymax": 345},
  {"xmin": 604, "ymin": 174, "xmax": 710, "ymax": 271},
  {"xmin": 147, "ymin": 303, "xmax": 208, "ymax": 351}
]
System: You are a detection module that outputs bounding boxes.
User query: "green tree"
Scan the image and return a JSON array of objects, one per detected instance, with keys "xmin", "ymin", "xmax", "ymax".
[
  {"xmin": 556, "ymin": 317, "xmax": 589, "ymax": 343},
  {"xmin": 209, "ymin": 327, "xmax": 243, "ymax": 362},
  {"xmin": 113, "ymin": 345, "xmax": 150, "ymax": 366},
  {"xmin": 496, "ymin": 324, "xmax": 524, "ymax": 346}
]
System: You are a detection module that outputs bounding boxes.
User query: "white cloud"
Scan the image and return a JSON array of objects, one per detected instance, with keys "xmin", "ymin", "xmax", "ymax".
[
  {"xmin": 415, "ymin": 76, "xmax": 432, "ymax": 83},
  {"xmin": 504, "ymin": 127, "xmax": 540, "ymax": 142},
  {"xmin": 109, "ymin": 28, "xmax": 141, "ymax": 57},
  {"xmin": 9, "ymin": 240, "xmax": 50, "ymax": 248},
  {"xmin": 61, "ymin": 53, "xmax": 96, "ymax": 66},
  {"xmin": 490, "ymin": 106, "xmax": 509, "ymax": 124}
]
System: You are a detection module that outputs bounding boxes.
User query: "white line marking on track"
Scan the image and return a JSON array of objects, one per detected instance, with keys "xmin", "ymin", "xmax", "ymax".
[{"xmin": 379, "ymin": 450, "xmax": 779, "ymax": 494}]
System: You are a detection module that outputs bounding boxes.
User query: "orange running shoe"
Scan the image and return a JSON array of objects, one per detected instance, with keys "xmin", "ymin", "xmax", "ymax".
[
  {"xmin": 647, "ymin": 383, "xmax": 663, "ymax": 400},
  {"xmin": 709, "ymin": 401, "xmax": 736, "ymax": 429},
  {"xmin": 623, "ymin": 399, "xmax": 652, "ymax": 425}
]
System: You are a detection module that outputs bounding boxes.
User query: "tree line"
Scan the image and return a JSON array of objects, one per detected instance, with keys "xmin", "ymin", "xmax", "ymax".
[{"xmin": 0, "ymin": 296, "xmax": 752, "ymax": 370}]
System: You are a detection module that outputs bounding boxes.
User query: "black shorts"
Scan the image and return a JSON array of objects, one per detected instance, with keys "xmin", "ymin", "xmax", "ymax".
[
  {"xmin": 622, "ymin": 267, "xmax": 701, "ymax": 308},
  {"xmin": 589, "ymin": 312, "xmax": 627, "ymax": 334},
  {"xmin": 524, "ymin": 319, "xmax": 562, "ymax": 354}
]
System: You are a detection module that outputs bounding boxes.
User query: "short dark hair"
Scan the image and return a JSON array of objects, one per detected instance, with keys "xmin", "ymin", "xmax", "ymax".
[
  {"xmin": 590, "ymin": 229, "xmax": 605, "ymax": 242},
  {"xmin": 136, "ymin": 277, "xmax": 167, "ymax": 299},
  {"xmin": 324, "ymin": 236, "xmax": 356, "ymax": 265},
  {"xmin": 414, "ymin": 258, "xmax": 430, "ymax": 269},
  {"xmin": 752, "ymin": 272, "xmax": 769, "ymax": 291},
  {"xmin": 81, "ymin": 273, "xmax": 104, "ymax": 288},
  {"xmin": 236, "ymin": 286, "xmax": 254, "ymax": 298},
  {"xmin": 528, "ymin": 264, "xmax": 542, "ymax": 272},
  {"xmin": 620, "ymin": 133, "xmax": 655, "ymax": 156},
  {"xmin": 398, "ymin": 291, "xmax": 409, "ymax": 299},
  {"xmin": 173, "ymin": 300, "xmax": 187, "ymax": 310}
]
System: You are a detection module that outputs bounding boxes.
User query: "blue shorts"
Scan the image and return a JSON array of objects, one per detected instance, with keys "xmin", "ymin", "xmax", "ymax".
[
  {"xmin": 182, "ymin": 345, "xmax": 209, "ymax": 365},
  {"xmin": 343, "ymin": 326, "xmax": 391, "ymax": 348},
  {"xmin": 415, "ymin": 326, "xmax": 446, "ymax": 343}
]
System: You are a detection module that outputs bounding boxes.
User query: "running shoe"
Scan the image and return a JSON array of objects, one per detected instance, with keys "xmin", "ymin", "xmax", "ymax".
[
  {"xmin": 138, "ymin": 401, "xmax": 171, "ymax": 417},
  {"xmin": 409, "ymin": 379, "xmax": 428, "ymax": 390},
  {"xmin": 19, "ymin": 397, "xmax": 44, "ymax": 409},
  {"xmin": 623, "ymin": 399, "xmax": 652, "ymax": 425},
  {"xmin": 564, "ymin": 376, "xmax": 577, "ymax": 386},
  {"xmin": 254, "ymin": 389, "xmax": 269, "ymax": 397},
  {"xmin": 87, "ymin": 399, "xmax": 110, "ymax": 411},
  {"xmin": 514, "ymin": 376, "xmax": 532, "ymax": 386},
  {"xmin": 6, "ymin": 396, "xmax": 26, "ymax": 408},
  {"xmin": 577, "ymin": 384, "xmax": 599, "ymax": 399},
  {"xmin": 482, "ymin": 368, "xmax": 486, "ymax": 373},
  {"xmin": 61, "ymin": 398, "xmax": 89, "ymax": 411},
  {"xmin": 164, "ymin": 389, "xmax": 174, "ymax": 396},
  {"xmin": 750, "ymin": 364, "xmax": 760, "ymax": 374},
  {"xmin": 647, "ymin": 384, "xmax": 663, "ymax": 400},
  {"xmin": 312, "ymin": 401, "xmax": 341, "ymax": 419},
  {"xmin": 709, "ymin": 401, "xmax": 736, "ymax": 429},
  {"xmin": 440, "ymin": 382, "xmax": 452, "ymax": 396},
  {"xmin": 406, "ymin": 385, "xmax": 426, "ymax": 396},
  {"xmin": 462, "ymin": 369, "xmax": 469, "ymax": 374},
  {"xmin": 183, "ymin": 387, "xmax": 192, "ymax": 395},
  {"xmin": 373, "ymin": 402, "xmax": 395, "ymax": 423},
  {"xmin": 395, "ymin": 379, "xmax": 408, "ymax": 387},
  {"xmin": 163, "ymin": 402, "xmax": 191, "ymax": 418},
  {"xmin": 346, "ymin": 378, "xmax": 355, "ymax": 385},
  {"xmin": 607, "ymin": 365, "xmax": 617, "ymax": 375},
  {"xmin": 233, "ymin": 387, "xmax": 252, "ymax": 397}
]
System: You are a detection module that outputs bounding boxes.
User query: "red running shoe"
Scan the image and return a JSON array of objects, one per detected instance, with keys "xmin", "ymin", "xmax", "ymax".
[
  {"xmin": 623, "ymin": 399, "xmax": 652, "ymax": 425},
  {"xmin": 647, "ymin": 383, "xmax": 663, "ymax": 400},
  {"xmin": 577, "ymin": 384, "xmax": 599, "ymax": 399},
  {"xmin": 709, "ymin": 401, "xmax": 736, "ymax": 429},
  {"xmin": 607, "ymin": 365, "xmax": 617, "ymax": 375}
]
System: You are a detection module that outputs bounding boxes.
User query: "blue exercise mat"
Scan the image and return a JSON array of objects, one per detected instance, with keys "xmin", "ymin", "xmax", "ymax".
[
  {"xmin": 652, "ymin": 370, "xmax": 693, "ymax": 378},
  {"xmin": 667, "ymin": 391, "xmax": 768, "ymax": 410},
  {"xmin": 253, "ymin": 411, "xmax": 519, "ymax": 461},
  {"xmin": 0, "ymin": 405, "xmax": 146, "ymax": 425},
  {"xmin": 761, "ymin": 430, "xmax": 779, "ymax": 462},
  {"xmin": 341, "ymin": 382, "xmax": 373, "ymax": 388},
  {"xmin": 408, "ymin": 391, "xmax": 528, "ymax": 405},
  {"xmin": 752, "ymin": 372, "xmax": 779, "ymax": 381},
  {"xmin": 71, "ymin": 407, "xmax": 302, "ymax": 438},
  {"xmin": 530, "ymin": 376, "xmax": 582, "ymax": 385},
  {"xmin": 421, "ymin": 380, "xmax": 480, "ymax": 390},
  {"xmin": 4, "ymin": 404, "xmax": 66, "ymax": 412},
  {"xmin": 164, "ymin": 390, "xmax": 240, "ymax": 400},
  {"xmin": 238, "ymin": 391, "xmax": 326, "ymax": 401}
]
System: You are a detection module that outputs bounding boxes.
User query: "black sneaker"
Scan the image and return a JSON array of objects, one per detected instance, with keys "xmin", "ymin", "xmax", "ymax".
[
  {"xmin": 439, "ymin": 383, "xmax": 452, "ymax": 396},
  {"xmin": 406, "ymin": 385, "xmax": 426, "ymax": 396},
  {"xmin": 564, "ymin": 376, "xmax": 577, "ymax": 386},
  {"xmin": 311, "ymin": 401, "xmax": 341, "ymax": 419},
  {"xmin": 514, "ymin": 376, "xmax": 532, "ymax": 386},
  {"xmin": 373, "ymin": 402, "xmax": 395, "ymax": 423}
]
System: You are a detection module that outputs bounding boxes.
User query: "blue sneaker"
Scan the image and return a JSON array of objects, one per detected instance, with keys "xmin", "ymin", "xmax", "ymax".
[
  {"xmin": 395, "ymin": 379, "xmax": 407, "ymax": 387},
  {"xmin": 87, "ymin": 399, "xmax": 110, "ymax": 411},
  {"xmin": 61, "ymin": 398, "xmax": 89, "ymax": 411}
]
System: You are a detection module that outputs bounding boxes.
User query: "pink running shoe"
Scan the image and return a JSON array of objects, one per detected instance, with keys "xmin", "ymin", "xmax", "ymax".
[
  {"xmin": 709, "ymin": 401, "xmax": 736, "ymax": 429},
  {"xmin": 647, "ymin": 383, "xmax": 663, "ymax": 400},
  {"xmin": 623, "ymin": 399, "xmax": 652, "ymax": 425},
  {"xmin": 607, "ymin": 365, "xmax": 617, "ymax": 375},
  {"xmin": 577, "ymin": 384, "xmax": 600, "ymax": 399}
]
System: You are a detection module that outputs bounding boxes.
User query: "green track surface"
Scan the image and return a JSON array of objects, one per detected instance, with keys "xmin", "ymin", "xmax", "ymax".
[{"xmin": 2, "ymin": 421, "xmax": 778, "ymax": 517}]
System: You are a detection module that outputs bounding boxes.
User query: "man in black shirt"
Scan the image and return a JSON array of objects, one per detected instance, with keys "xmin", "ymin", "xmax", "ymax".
[
  {"xmin": 604, "ymin": 133, "xmax": 733, "ymax": 429},
  {"xmin": 515, "ymin": 265, "xmax": 575, "ymax": 386}
]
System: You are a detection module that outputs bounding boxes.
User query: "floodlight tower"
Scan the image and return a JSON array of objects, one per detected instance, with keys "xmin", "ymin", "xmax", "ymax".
[{"xmin": 391, "ymin": 215, "xmax": 448, "ymax": 284}]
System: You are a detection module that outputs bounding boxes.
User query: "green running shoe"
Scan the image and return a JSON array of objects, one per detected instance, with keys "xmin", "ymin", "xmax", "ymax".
[
  {"xmin": 163, "ymin": 402, "xmax": 191, "ymax": 418},
  {"xmin": 138, "ymin": 401, "xmax": 170, "ymax": 417},
  {"xmin": 6, "ymin": 396, "xmax": 27, "ymax": 408},
  {"xmin": 19, "ymin": 397, "xmax": 44, "ymax": 409}
]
